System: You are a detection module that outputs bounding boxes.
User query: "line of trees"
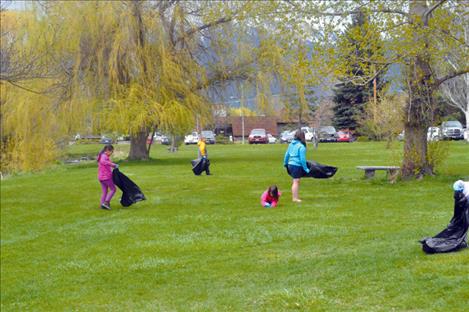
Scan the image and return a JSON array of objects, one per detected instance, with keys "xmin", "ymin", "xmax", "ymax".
[
  {"xmin": 279, "ymin": 0, "xmax": 468, "ymax": 178},
  {"xmin": 1, "ymin": 0, "xmax": 467, "ymax": 179}
]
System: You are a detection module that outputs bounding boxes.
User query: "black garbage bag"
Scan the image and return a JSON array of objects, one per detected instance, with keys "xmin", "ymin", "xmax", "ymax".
[
  {"xmin": 420, "ymin": 191, "xmax": 469, "ymax": 254},
  {"xmin": 286, "ymin": 161, "xmax": 338, "ymax": 179},
  {"xmin": 112, "ymin": 168, "xmax": 146, "ymax": 207},
  {"xmin": 191, "ymin": 158, "xmax": 210, "ymax": 175}
]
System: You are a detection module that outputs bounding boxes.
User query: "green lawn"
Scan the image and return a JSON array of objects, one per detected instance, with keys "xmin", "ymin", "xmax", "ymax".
[{"xmin": 1, "ymin": 142, "xmax": 469, "ymax": 311}]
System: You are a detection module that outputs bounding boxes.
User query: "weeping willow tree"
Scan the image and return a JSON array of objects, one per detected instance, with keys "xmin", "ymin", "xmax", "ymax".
[
  {"xmin": 0, "ymin": 7, "xmax": 65, "ymax": 172},
  {"xmin": 2, "ymin": 0, "xmax": 274, "ymax": 169},
  {"xmin": 44, "ymin": 0, "xmax": 218, "ymax": 160}
]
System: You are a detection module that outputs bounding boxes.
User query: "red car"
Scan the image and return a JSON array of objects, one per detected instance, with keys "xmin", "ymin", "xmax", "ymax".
[
  {"xmin": 248, "ymin": 128, "xmax": 268, "ymax": 144},
  {"xmin": 337, "ymin": 131, "xmax": 353, "ymax": 142}
]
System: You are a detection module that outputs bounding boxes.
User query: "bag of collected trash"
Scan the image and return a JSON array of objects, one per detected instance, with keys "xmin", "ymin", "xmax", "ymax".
[
  {"xmin": 420, "ymin": 191, "xmax": 469, "ymax": 254},
  {"xmin": 286, "ymin": 161, "xmax": 338, "ymax": 179},
  {"xmin": 305, "ymin": 161, "xmax": 338, "ymax": 179},
  {"xmin": 112, "ymin": 168, "xmax": 146, "ymax": 207},
  {"xmin": 191, "ymin": 158, "xmax": 210, "ymax": 176}
]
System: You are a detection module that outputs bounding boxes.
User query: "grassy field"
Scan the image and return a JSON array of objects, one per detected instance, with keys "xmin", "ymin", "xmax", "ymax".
[{"xmin": 1, "ymin": 141, "xmax": 469, "ymax": 311}]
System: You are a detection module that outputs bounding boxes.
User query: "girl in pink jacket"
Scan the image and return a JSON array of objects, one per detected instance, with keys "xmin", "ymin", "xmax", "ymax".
[
  {"xmin": 261, "ymin": 185, "xmax": 281, "ymax": 208},
  {"xmin": 97, "ymin": 145, "xmax": 118, "ymax": 210}
]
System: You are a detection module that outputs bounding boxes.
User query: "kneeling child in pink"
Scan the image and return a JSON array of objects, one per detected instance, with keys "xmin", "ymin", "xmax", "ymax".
[{"xmin": 261, "ymin": 185, "xmax": 281, "ymax": 208}]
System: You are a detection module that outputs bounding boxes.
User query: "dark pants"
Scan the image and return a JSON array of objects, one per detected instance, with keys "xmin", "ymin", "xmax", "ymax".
[{"xmin": 203, "ymin": 157, "xmax": 210, "ymax": 175}]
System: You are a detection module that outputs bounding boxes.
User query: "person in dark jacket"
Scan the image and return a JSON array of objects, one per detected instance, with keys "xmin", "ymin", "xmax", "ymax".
[
  {"xmin": 283, "ymin": 130, "xmax": 310, "ymax": 202},
  {"xmin": 420, "ymin": 181, "xmax": 469, "ymax": 254}
]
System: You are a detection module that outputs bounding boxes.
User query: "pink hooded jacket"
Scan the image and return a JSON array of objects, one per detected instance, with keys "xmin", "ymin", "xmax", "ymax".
[
  {"xmin": 260, "ymin": 190, "xmax": 281, "ymax": 207},
  {"xmin": 97, "ymin": 153, "xmax": 116, "ymax": 181}
]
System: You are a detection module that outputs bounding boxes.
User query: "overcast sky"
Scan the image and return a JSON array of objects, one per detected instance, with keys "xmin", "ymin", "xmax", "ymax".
[{"xmin": 3, "ymin": 0, "xmax": 28, "ymax": 11}]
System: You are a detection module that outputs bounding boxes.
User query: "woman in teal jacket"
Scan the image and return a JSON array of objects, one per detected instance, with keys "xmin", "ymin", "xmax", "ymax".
[{"xmin": 283, "ymin": 130, "xmax": 310, "ymax": 202}]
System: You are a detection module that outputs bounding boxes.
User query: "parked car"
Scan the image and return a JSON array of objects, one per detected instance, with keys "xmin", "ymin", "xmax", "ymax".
[
  {"xmin": 464, "ymin": 128, "xmax": 469, "ymax": 142},
  {"xmin": 117, "ymin": 135, "xmax": 130, "ymax": 141},
  {"xmin": 201, "ymin": 130, "xmax": 216, "ymax": 144},
  {"xmin": 441, "ymin": 120, "xmax": 464, "ymax": 140},
  {"xmin": 267, "ymin": 134, "xmax": 277, "ymax": 144},
  {"xmin": 100, "ymin": 136, "xmax": 113, "ymax": 144},
  {"xmin": 337, "ymin": 131, "xmax": 353, "ymax": 142},
  {"xmin": 397, "ymin": 127, "xmax": 441, "ymax": 142},
  {"xmin": 161, "ymin": 135, "xmax": 170, "ymax": 145},
  {"xmin": 319, "ymin": 126, "xmax": 338, "ymax": 142},
  {"xmin": 75, "ymin": 134, "xmax": 101, "ymax": 143},
  {"xmin": 147, "ymin": 133, "xmax": 169, "ymax": 145},
  {"xmin": 248, "ymin": 128, "xmax": 268, "ymax": 144},
  {"xmin": 427, "ymin": 127, "xmax": 441, "ymax": 142},
  {"xmin": 150, "ymin": 132, "xmax": 164, "ymax": 143},
  {"xmin": 301, "ymin": 127, "xmax": 317, "ymax": 142},
  {"xmin": 184, "ymin": 131, "xmax": 199, "ymax": 144},
  {"xmin": 280, "ymin": 130, "xmax": 294, "ymax": 143}
]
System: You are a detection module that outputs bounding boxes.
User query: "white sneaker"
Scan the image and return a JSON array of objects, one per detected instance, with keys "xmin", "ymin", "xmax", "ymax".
[{"xmin": 101, "ymin": 202, "xmax": 111, "ymax": 210}]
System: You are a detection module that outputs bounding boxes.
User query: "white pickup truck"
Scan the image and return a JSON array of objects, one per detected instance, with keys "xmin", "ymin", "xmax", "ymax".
[{"xmin": 441, "ymin": 121, "xmax": 464, "ymax": 140}]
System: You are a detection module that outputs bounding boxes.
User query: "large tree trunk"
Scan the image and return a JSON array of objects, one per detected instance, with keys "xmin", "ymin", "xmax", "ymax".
[
  {"xmin": 402, "ymin": 53, "xmax": 435, "ymax": 178},
  {"xmin": 129, "ymin": 131, "xmax": 150, "ymax": 160},
  {"xmin": 402, "ymin": 120, "xmax": 431, "ymax": 178},
  {"xmin": 401, "ymin": 0, "xmax": 436, "ymax": 179},
  {"xmin": 126, "ymin": 1, "xmax": 150, "ymax": 162}
]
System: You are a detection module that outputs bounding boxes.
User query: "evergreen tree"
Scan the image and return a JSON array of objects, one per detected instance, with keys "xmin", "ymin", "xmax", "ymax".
[{"xmin": 332, "ymin": 80, "xmax": 369, "ymax": 130}]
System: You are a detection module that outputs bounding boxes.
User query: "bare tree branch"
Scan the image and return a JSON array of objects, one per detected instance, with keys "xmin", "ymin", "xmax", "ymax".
[
  {"xmin": 435, "ymin": 68, "xmax": 469, "ymax": 86},
  {"xmin": 175, "ymin": 16, "xmax": 233, "ymax": 44},
  {"xmin": 2, "ymin": 80, "xmax": 46, "ymax": 94},
  {"xmin": 284, "ymin": 1, "xmax": 409, "ymax": 17},
  {"xmin": 424, "ymin": 0, "xmax": 448, "ymax": 19}
]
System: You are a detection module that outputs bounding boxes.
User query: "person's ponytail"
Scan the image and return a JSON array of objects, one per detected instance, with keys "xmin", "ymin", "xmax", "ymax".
[
  {"xmin": 97, "ymin": 148, "xmax": 105, "ymax": 162},
  {"xmin": 98, "ymin": 144, "xmax": 114, "ymax": 162}
]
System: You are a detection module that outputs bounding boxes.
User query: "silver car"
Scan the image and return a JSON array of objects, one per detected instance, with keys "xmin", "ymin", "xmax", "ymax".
[
  {"xmin": 201, "ymin": 130, "xmax": 216, "ymax": 144},
  {"xmin": 319, "ymin": 126, "xmax": 338, "ymax": 142}
]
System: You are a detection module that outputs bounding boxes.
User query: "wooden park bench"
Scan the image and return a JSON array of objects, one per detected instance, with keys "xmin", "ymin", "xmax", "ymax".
[{"xmin": 356, "ymin": 166, "xmax": 400, "ymax": 182}]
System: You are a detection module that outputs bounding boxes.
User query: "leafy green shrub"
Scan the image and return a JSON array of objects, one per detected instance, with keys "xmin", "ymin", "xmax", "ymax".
[
  {"xmin": 215, "ymin": 134, "xmax": 232, "ymax": 144},
  {"xmin": 356, "ymin": 136, "xmax": 370, "ymax": 142},
  {"xmin": 427, "ymin": 141, "xmax": 450, "ymax": 173}
]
